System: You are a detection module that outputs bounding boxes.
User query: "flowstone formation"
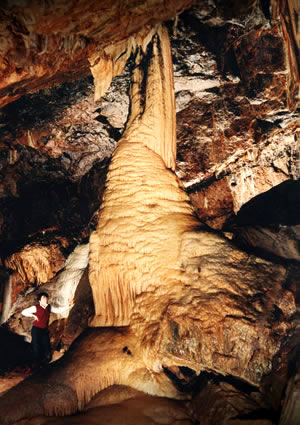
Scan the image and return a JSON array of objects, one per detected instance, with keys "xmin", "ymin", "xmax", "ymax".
[{"xmin": 0, "ymin": 23, "xmax": 297, "ymax": 425}]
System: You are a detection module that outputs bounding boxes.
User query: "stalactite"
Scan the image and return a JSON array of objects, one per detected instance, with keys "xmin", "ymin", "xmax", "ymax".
[
  {"xmin": 0, "ymin": 273, "xmax": 12, "ymax": 324},
  {"xmin": 4, "ymin": 238, "xmax": 67, "ymax": 285},
  {"xmin": 49, "ymin": 244, "xmax": 89, "ymax": 319},
  {"xmin": 124, "ymin": 25, "xmax": 176, "ymax": 170},
  {"xmin": 89, "ymin": 36, "xmax": 136, "ymax": 102}
]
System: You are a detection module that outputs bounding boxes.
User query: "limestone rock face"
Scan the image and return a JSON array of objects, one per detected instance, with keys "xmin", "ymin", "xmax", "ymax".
[
  {"xmin": 0, "ymin": 0, "xmax": 196, "ymax": 108},
  {"xmin": 174, "ymin": 2, "xmax": 299, "ymax": 231},
  {"xmin": 4, "ymin": 236, "xmax": 69, "ymax": 286},
  {"xmin": 0, "ymin": 1, "xmax": 299, "ymax": 425}
]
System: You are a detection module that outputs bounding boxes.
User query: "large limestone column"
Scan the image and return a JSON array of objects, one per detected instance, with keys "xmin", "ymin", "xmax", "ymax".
[
  {"xmin": 89, "ymin": 24, "xmax": 186, "ymax": 326},
  {"xmin": 88, "ymin": 22, "xmax": 294, "ymax": 389}
]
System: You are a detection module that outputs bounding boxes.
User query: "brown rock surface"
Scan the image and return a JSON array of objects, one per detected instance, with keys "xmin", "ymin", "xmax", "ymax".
[
  {"xmin": 0, "ymin": 0, "xmax": 196, "ymax": 108},
  {"xmin": 0, "ymin": 1, "xmax": 299, "ymax": 425},
  {"xmin": 4, "ymin": 236, "xmax": 69, "ymax": 285},
  {"xmin": 0, "ymin": 18, "xmax": 298, "ymax": 425},
  {"xmin": 190, "ymin": 379, "xmax": 265, "ymax": 425},
  {"xmin": 15, "ymin": 386, "xmax": 193, "ymax": 425},
  {"xmin": 279, "ymin": 373, "xmax": 300, "ymax": 425},
  {"xmin": 0, "ymin": 371, "xmax": 28, "ymax": 397}
]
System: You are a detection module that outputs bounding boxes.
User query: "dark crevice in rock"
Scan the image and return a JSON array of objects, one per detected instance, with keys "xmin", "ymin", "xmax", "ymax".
[
  {"xmin": 185, "ymin": 175, "xmax": 218, "ymax": 194},
  {"xmin": 253, "ymin": 118, "xmax": 281, "ymax": 143},
  {"xmin": 164, "ymin": 367, "xmax": 260, "ymax": 395},
  {"xmin": 163, "ymin": 365, "xmax": 198, "ymax": 392},
  {"xmin": 205, "ymin": 372, "xmax": 259, "ymax": 394},
  {"xmin": 223, "ymin": 45, "xmax": 241, "ymax": 79},
  {"xmin": 0, "ymin": 325, "xmax": 32, "ymax": 375},
  {"xmin": 229, "ymin": 234, "xmax": 300, "ymax": 268},
  {"xmin": 232, "ymin": 408, "xmax": 279, "ymax": 422},
  {"xmin": 94, "ymin": 114, "xmax": 122, "ymax": 141},
  {"xmin": 0, "ymin": 151, "xmax": 109, "ymax": 259},
  {"xmin": 0, "ymin": 76, "xmax": 94, "ymax": 141},
  {"xmin": 234, "ymin": 180, "xmax": 300, "ymax": 227},
  {"xmin": 259, "ymin": 0, "xmax": 271, "ymax": 21}
]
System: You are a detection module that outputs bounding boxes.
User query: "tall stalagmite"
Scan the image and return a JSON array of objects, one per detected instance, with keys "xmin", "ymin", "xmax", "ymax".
[{"xmin": 89, "ymin": 24, "xmax": 179, "ymax": 326}]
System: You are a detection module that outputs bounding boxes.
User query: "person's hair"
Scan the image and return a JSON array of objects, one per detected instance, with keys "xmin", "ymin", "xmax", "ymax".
[{"xmin": 37, "ymin": 292, "xmax": 49, "ymax": 301}]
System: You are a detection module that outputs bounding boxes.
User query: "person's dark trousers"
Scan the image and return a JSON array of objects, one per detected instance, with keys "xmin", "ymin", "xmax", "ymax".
[{"xmin": 31, "ymin": 326, "xmax": 52, "ymax": 368}]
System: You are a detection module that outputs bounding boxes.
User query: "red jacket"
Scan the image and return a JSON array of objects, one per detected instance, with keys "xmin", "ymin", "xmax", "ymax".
[{"xmin": 33, "ymin": 304, "xmax": 50, "ymax": 329}]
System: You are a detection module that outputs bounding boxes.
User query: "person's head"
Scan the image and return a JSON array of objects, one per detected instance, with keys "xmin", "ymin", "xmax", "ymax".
[{"xmin": 37, "ymin": 292, "xmax": 49, "ymax": 305}]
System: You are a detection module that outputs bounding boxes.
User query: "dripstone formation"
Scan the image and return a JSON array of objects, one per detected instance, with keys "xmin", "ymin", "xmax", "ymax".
[{"xmin": 0, "ymin": 1, "xmax": 298, "ymax": 424}]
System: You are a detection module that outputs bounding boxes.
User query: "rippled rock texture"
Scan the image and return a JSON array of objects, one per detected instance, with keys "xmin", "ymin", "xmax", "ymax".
[{"xmin": 0, "ymin": 1, "xmax": 299, "ymax": 424}]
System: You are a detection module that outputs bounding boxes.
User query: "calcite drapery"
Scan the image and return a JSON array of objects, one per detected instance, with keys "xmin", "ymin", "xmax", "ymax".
[
  {"xmin": 0, "ymin": 20, "xmax": 296, "ymax": 425},
  {"xmin": 89, "ymin": 24, "xmax": 178, "ymax": 327}
]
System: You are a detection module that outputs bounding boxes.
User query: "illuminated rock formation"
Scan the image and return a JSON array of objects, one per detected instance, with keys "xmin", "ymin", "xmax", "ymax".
[
  {"xmin": 0, "ymin": 0, "xmax": 196, "ymax": 108},
  {"xmin": 0, "ymin": 1, "xmax": 299, "ymax": 425},
  {"xmin": 0, "ymin": 21, "xmax": 297, "ymax": 425}
]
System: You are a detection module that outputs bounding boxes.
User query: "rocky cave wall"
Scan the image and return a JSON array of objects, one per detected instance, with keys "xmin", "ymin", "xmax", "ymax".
[{"xmin": 0, "ymin": 1, "xmax": 299, "ymax": 424}]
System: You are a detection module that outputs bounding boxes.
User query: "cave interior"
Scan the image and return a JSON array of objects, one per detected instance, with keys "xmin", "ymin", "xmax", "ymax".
[{"xmin": 0, "ymin": 1, "xmax": 299, "ymax": 424}]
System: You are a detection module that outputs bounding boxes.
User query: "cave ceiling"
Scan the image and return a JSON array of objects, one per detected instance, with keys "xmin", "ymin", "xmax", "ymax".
[{"xmin": 0, "ymin": 0, "xmax": 299, "ymax": 424}]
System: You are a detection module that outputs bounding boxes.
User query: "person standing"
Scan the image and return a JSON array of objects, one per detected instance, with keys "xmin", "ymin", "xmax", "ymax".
[{"xmin": 21, "ymin": 292, "xmax": 52, "ymax": 370}]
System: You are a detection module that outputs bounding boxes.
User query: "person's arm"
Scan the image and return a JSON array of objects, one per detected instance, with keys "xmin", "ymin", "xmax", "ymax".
[
  {"xmin": 50, "ymin": 304, "xmax": 72, "ymax": 314},
  {"xmin": 21, "ymin": 305, "xmax": 38, "ymax": 321}
]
